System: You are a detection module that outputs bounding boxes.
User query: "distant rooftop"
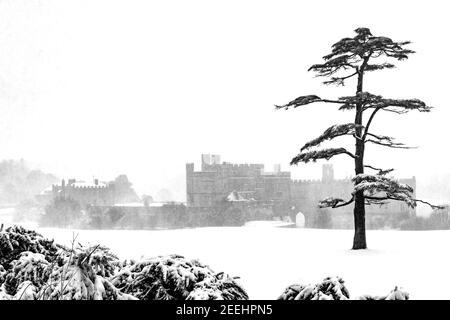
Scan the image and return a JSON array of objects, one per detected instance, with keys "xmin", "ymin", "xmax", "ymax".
[{"xmin": 69, "ymin": 180, "xmax": 107, "ymax": 188}]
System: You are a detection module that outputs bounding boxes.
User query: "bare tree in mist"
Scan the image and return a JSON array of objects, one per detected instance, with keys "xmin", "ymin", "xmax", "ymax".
[{"xmin": 276, "ymin": 28, "xmax": 441, "ymax": 249}]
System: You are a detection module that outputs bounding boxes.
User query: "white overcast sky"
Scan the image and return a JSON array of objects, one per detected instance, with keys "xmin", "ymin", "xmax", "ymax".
[{"xmin": 0, "ymin": 0, "xmax": 448, "ymax": 200}]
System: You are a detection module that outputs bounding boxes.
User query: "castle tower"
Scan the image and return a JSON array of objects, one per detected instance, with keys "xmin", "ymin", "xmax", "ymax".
[
  {"xmin": 322, "ymin": 164, "xmax": 334, "ymax": 182},
  {"xmin": 201, "ymin": 154, "xmax": 221, "ymax": 170}
]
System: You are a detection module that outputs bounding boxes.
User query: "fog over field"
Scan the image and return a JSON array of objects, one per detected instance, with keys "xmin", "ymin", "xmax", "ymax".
[{"xmin": 0, "ymin": 0, "xmax": 449, "ymax": 202}]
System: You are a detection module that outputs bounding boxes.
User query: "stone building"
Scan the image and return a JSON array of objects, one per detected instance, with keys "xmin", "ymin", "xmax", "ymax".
[
  {"xmin": 186, "ymin": 155, "xmax": 416, "ymax": 229},
  {"xmin": 52, "ymin": 179, "xmax": 115, "ymax": 207},
  {"xmin": 291, "ymin": 164, "xmax": 416, "ymax": 228},
  {"xmin": 186, "ymin": 154, "xmax": 291, "ymax": 208},
  {"xmin": 51, "ymin": 175, "xmax": 140, "ymax": 208}
]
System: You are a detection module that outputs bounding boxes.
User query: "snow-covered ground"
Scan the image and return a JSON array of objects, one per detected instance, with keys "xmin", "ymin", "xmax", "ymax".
[{"xmin": 10, "ymin": 222, "xmax": 450, "ymax": 299}]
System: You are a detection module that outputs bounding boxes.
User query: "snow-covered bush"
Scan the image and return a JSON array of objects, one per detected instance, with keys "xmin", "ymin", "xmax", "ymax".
[
  {"xmin": 0, "ymin": 225, "xmax": 62, "ymax": 269},
  {"xmin": 3, "ymin": 251, "xmax": 52, "ymax": 296},
  {"xmin": 13, "ymin": 281, "xmax": 38, "ymax": 300},
  {"xmin": 0, "ymin": 225, "xmax": 248, "ymax": 300},
  {"xmin": 186, "ymin": 271, "xmax": 249, "ymax": 300},
  {"xmin": 278, "ymin": 276, "xmax": 409, "ymax": 300},
  {"xmin": 38, "ymin": 244, "xmax": 136, "ymax": 300},
  {"xmin": 111, "ymin": 254, "xmax": 248, "ymax": 300},
  {"xmin": 278, "ymin": 276, "xmax": 350, "ymax": 300},
  {"xmin": 356, "ymin": 286, "xmax": 409, "ymax": 300}
]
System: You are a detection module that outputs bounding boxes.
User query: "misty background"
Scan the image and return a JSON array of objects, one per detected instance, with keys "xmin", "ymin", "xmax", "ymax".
[{"xmin": 0, "ymin": 0, "xmax": 449, "ymax": 208}]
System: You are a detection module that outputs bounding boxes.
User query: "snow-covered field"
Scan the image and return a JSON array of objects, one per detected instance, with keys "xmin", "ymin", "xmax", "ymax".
[{"xmin": 14, "ymin": 223, "xmax": 446, "ymax": 300}]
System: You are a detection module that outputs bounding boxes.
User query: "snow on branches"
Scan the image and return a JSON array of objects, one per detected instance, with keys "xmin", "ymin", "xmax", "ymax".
[
  {"xmin": 278, "ymin": 276, "xmax": 409, "ymax": 300},
  {"xmin": 277, "ymin": 276, "xmax": 350, "ymax": 300},
  {"xmin": 0, "ymin": 225, "xmax": 63, "ymax": 270},
  {"xmin": 352, "ymin": 174, "xmax": 442, "ymax": 209},
  {"xmin": 352, "ymin": 174, "xmax": 415, "ymax": 207},
  {"xmin": 366, "ymin": 133, "xmax": 414, "ymax": 149},
  {"xmin": 111, "ymin": 254, "xmax": 248, "ymax": 300},
  {"xmin": 276, "ymin": 90, "xmax": 431, "ymax": 116},
  {"xmin": 275, "ymin": 95, "xmax": 322, "ymax": 110},
  {"xmin": 0, "ymin": 226, "xmax": 248, "ymax": 300},
  {"xmin": 357, "ymin": 286, "xmax": 410, "ymax": 300},
  {"xmin": 319, "ymin": 197, "xmax": 354, "ymax": 209},
  {"xmin": 318, "ymin": 174, "xmax": 442, "ymax": 210},
  {"xmin": 337, "ymin": 92, "xmax": 431, "ymax": 114},
  {"xmin": 300, "ymin": 123, "xmax": 361, "ymax": 151},
  {"xmin": 290, "ymin": 148, "xmax": 355, "ymax": 165},
  {"xmin": 311, "ymin": 27, "xmax": 415, "ymax": 86}
]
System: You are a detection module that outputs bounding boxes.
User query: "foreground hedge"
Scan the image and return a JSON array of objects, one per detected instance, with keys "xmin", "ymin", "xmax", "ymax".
[{"xmin": 0, "ymin": 225, "xmax": 248, "ymax": 300}]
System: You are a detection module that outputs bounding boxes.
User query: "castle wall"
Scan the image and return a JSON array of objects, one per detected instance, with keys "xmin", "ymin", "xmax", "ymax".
[
  {"xmin": 53, "ymin": 181, "xmax": 116, "ymax": 208},
  {"xmin": 290, "ymin": 177, "xmax": 416, "ymax": 229},
  {"xmin": 186, "ymin": 158, "xmax": 291, "ymax": 208},
  {"xmin": 187, "ymin": 155, "xmax": 417, "ymax": 229}
]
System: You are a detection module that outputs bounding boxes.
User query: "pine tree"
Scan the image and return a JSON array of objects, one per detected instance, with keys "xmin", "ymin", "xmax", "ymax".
[{"xmin": 276, "ymin": 28, "xmax": 440, "ymax": 249}]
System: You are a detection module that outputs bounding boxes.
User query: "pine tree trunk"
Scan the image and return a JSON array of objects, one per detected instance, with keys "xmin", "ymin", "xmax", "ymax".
[
  {"xmin": 352, "ymin": 191, "xmax": 367, "ymax": 249},
  {"xmin": 352, "ymin": 67, "xmax": 367, "ymax": 250},
  {"xmin": 352, "ymin": 121, "xmax": 367, "ymax": 249}
]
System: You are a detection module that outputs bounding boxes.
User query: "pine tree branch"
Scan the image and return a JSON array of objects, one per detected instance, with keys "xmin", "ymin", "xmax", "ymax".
[
  {"xmin": 363, "ymin": 107, "xmax": 381, "ymax": 139},
  {"xmin": 275, "ymin": 95, "xmax": 343, "ymax": 110},
  {"xmin": 319, "ymin": 196, "xmax": 355, "ymax": 208},
  {"xmin": 322, "ymin": 71, "xmax": 359, "ymax": 86},
  {"xmin": 291, "ymin": 148, "xmax": 355, "ymax": 165},
  {"xmin": 364, "ymin": 195, "xmax": 444, "ymax": 210},
  {"xmin": 300, "ymin": 123, "xmax": 361, "ymax": 151},
  {"xmin": 366, "ymin": 139, "xmax": 416, "ymax": 149},
  {"xmin": 351, "ymin": 174, "xmax": 442, "ymax": 210},
  {"xmin": 364, "ymin": 165, "xmax": 394, "ymax": 175},
  {"xmin": 365, "ymin": 63, "xmax": 395, "ymax": 72}
]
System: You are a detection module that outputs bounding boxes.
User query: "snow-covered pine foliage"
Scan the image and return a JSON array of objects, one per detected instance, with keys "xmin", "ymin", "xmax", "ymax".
[
  {"xmin": 278, "ymin": 277, "xmax": 409, "ymax": 300},
  {"xmin": 3, "ymin": 251, "xmax": 52, "ymax": 296},
  {"xmin": 290, "ymin": 148, "xmax": 355, "ymax": 165},
  {"xmin": 0, "ymin": 225, "xmax": 62, "ymax": 269},
  {"xmin": 111, "ymin": 254, "xmax": 248, "ymax": 300},
  {"xmin": 300, "ymin": 123, "xmax": 361, "ymax": 152},
  {"xmin": 352, "ymin": 174, "xmax": 415, "ymax": 207},
  {"xmin": 38, "ymin": 244, "xmax": 136, "ymax": 300},
  {"xmin": 277, "ymin": 276, "xmax": 350, "ymax": 300},
  {"xmin": 357, "ymin": 286, "xmax": 409, "ymax": 300},
  {"xmin": 186, "ymin": 272, "xmax": 248, "ymax": 300},
  {"xmin": 0, "ymin": 225, "xmax": 248, "ymax": 300},
  {"xmin": 13, "ymin": 281, "xmax": 38, "ymax": 300}
]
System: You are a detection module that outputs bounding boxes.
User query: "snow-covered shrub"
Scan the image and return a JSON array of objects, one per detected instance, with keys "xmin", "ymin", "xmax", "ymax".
[
  {"xmin": 357, "ymin": 286, "xmax": 409, "ymax": 300},
  {"xmin": 3, "ymin": 251, "xmax": 52, "ymax": 296},
  {"xmin": 0, "ymin": 225, "xmax": 62, "ymax": 269},
  {"xmin": 278, "ymin": 276, "xmax": 350, "ymax": 300},
  {"xmin": 315, "ymin": 276, "xmax": 350, "ymax": 300},
  {"xmin": 0, "ymin": 225, "xmax": 249, "ymax": 300},
  {"xmin": 111, "ymin": 254, "xmax": 248, "ymax": 300},
  {"xmin": 0, "ymin": 282, "xmax": 11, "ymax": 300},
  {"xmin": 0, "ymin": 265, "xmax": 6, "ymax": 284},
  {"xmin": 13, "ymin": 281, "xmax": 38, "ymax": 300},
  {"xmin": 279, "ymin": 276, "xmax": 409, "ymax": 300},
  {"xmin": 186, "ymin": 271, "xmax": 248, "ymax": 300},
  {"xmin": 38, "ymin": 244, "xmax": 136, "ymax": 300}
]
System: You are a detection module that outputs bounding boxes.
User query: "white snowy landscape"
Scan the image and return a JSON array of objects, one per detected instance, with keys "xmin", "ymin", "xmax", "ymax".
[{"xmin": 10, "ymin": 222, "xmax": 447, "ymax": 300}]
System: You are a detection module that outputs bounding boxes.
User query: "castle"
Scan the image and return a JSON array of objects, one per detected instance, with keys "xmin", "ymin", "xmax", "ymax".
[
  {"xmin": 186, "ymin": 154, "xmax": 416, "ymax": 228},
  {"xmin": 50, "ymin": 175, "xmax": 140, "ymax": 208},
  {"xmin": 42, "ymin": 155, "xmax": 416, "ymax": 229},
  {"xmin": 51, "ymin": 179, "xmax": 115, "ymax": 207},
  {"xmin": 186, "ymin": 154, "xmax": 291, "ymax": 207}
]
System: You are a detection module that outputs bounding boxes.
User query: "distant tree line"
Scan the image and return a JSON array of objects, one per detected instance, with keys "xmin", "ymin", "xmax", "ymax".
[{"xmin": 399, "ymin": 207, "xmax": 450, "ymax": 230}]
